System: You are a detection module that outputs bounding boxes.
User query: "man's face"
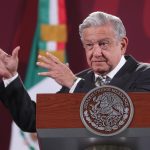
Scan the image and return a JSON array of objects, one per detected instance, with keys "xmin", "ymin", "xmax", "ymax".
[{"xmin": 82, "ymin": 25, "xmax": 128, "ymax": 75}]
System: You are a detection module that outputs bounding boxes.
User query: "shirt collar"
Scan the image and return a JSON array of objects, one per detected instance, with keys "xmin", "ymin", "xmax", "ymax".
[{"xmin": 95, "ymin": 55, "xmax": 126, "ymax": 80}]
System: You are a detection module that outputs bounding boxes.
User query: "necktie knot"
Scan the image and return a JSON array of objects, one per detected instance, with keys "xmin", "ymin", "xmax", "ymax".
[{"xmin": 95, "ymin": 76, "xmax": 111, "ymax": 87}]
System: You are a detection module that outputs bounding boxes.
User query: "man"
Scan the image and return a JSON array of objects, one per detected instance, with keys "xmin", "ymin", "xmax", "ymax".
[{"xmin": 0, "ymin": 11, "xmax": 150, "ymax": 132}]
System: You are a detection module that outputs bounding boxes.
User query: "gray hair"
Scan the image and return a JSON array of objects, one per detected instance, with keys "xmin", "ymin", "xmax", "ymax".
[{"xmin": 79, "ymin": 11, "xmax": 126, "ymax": 40}]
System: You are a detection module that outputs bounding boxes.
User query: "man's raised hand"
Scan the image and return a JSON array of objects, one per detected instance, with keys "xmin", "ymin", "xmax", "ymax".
[
  {"xmin": 37, "ymin": 52, "xmax": 76, "ymax": 88},
  {"xmin": 0, "ymin": 46, "xmax": 20, "ymax": 79}
]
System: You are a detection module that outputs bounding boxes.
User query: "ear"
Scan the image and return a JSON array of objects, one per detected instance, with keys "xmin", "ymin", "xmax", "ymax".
[{"xmin": 120, "ymin": 37, "xmax": 128, "ymax": 54}]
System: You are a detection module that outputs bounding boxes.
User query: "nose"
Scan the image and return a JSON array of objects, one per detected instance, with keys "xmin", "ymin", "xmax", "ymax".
[{"xmin": 93, "ymin": 43, "xmax": 102, "ymax": 56}]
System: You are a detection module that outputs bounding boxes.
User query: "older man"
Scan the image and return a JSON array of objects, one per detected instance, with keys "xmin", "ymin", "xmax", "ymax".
[{"xmin": 0, "ymin": 11, "xmax": 150, "ymax": 133}]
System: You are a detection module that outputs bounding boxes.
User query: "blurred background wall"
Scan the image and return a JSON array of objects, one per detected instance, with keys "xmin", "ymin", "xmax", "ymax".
[{"xmin": 0, "ymin": 0, "xmax": 150, "ymax": 149}]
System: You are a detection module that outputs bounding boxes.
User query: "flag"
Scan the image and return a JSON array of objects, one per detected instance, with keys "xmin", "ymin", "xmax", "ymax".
[
  {"xmin": 25, "ymin": 0, "xmax": 67, "ymax": 94},
  {"xmin": 9, "ymin": 0, "xmax": 67, "ymax": 149}
]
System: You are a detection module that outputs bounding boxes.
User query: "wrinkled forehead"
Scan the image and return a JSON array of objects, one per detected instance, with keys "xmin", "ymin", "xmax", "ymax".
[{"xmin": 82, "ymin": 25, "xmax": 117, "ymax": 42}]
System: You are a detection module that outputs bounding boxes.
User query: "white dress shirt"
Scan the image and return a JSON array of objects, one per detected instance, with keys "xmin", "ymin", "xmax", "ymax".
[{"xmin": 95, "ymin": 55, "xmax": 126, "ymax": 81}]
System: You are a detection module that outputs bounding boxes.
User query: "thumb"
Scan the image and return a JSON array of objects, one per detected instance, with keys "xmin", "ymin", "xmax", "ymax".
[{"xmin": 12, "ymin": 46, "xmax": 20, "ymax": 59}]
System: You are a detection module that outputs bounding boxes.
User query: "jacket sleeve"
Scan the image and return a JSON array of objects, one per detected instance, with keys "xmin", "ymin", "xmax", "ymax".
[{"xmin": 0, "ymin": 77, "xmax": 36, "ymax": 132}]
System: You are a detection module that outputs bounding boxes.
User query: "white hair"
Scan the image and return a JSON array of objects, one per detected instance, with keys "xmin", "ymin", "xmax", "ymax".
[{"xmin": 79, "ymin": 11, "xmax": 126, "ymax": 40}]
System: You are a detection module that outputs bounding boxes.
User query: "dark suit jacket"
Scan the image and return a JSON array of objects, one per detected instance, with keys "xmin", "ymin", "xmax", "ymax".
[
  {"xmin": 0, "ymin": 55, "xmax": 150, "ymax": 132},
  {"xmin": 60, "ymin": 55, "xmax": 150, "ymax": 93}
]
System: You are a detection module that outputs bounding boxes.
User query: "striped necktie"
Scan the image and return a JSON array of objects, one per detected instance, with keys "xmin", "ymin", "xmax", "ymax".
[{"xmin": 95, "ymin": 76, "xmax": 111, "ymax": 87}]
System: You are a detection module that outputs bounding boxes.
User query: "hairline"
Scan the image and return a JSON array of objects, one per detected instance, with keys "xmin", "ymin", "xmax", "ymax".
[{"xmin": 79, "ymin": 12, "xmax": 126, "ymax": 41}]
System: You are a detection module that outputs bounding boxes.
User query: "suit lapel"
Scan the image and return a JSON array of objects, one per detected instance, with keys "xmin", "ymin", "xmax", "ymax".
[
  {"xmin": 110, "ymin": 55, "xmax": 139, "ymax": 90},
  {"xmin": 77, "ymin": 70, "xmax": 96, "ymax": 92},
  {"xmin": 75, "ymin": 55, "xmax": 139, "ymax": 92}
]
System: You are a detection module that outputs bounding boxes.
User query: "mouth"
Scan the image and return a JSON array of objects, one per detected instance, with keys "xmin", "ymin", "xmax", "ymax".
[
  {"xmin": 91, "ymin": 60, "xmax": 107, "ymax": 67},
  {"xmin": 92, "ymin": 60, "xmax": 106, "ymax": 63},
  {"xmin": 92, "ymin": 57, "xmax": 107, "ymax": 62}
]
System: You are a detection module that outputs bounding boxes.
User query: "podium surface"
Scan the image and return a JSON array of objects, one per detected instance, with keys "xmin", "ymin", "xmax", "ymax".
[{"xmin": 36, "ymin": 93, "xmax": 150, "ymax": 150}]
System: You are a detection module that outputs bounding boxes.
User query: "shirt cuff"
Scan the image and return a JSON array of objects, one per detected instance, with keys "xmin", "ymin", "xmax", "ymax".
[
  {"xmin": 3, "ymin": 73, "xmax": 19, "ymax": 87},
  {"xmin": 69, "ymin": 77, "xmax": 82, "ymax": 93}
]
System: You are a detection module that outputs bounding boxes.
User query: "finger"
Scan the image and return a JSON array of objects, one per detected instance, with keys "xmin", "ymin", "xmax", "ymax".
[
  {"xmin": 37, "ymin": 72, "xmax": 50, "ymax": 76},
  {"xmin": 36, "ymin": 61, "xmax": 53, "ymax": 70},
  {"xmin": 0, "ymin": 48, "xmax": 9, "ymax": 58},
  {"xmin": 0, "ymin": 48, "xmax": 7, "ymax": 54},
  {"xmin": 12, "ymin": 46, "xmax": 20, "ymax": 59},
  {"xmin": 65, "ymin": 63, "xmax": 69, "ymax": 67},
  {"xmin": 37, "ymin": 71, "xmax": 57, "ymax": 79},
  {"xmin": 46, "ymin": 52, "xmax": 61, "ymax": 64},
  {"xmin": 38, "ymin": 55, "xmax": 55, "ymax": 66}
]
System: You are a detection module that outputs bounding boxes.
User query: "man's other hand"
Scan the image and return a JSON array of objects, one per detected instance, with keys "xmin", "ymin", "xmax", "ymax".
[{"xmin": 0, "ymin": 46, "xmax": 20, "ymax": 79}]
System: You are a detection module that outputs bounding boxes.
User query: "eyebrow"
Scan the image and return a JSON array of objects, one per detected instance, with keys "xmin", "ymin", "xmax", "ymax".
[{"xmin": 83, "ymin": 38, "xmax": 112, "ymax": 43}]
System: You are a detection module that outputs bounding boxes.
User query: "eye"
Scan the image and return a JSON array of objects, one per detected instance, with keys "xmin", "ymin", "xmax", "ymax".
[
  {"xmin": 99, "ymin": 41, "xmax": 110, "ymax": 49},
  {"xmin": 86, "ymin": 43, "xmax": 93, "ymax": 46},
  {"xmin": 84, "ymin": 43, "xmax": 94, "ymax": 50},
  {"xmin": 100, "ymin": 41, "xmax": 109, "ymax": 46}
]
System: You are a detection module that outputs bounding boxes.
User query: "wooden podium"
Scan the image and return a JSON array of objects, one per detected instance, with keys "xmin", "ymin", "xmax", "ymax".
[{"xmin": 36, "ymin": 93, "xmax": 150, "ymax": 150}]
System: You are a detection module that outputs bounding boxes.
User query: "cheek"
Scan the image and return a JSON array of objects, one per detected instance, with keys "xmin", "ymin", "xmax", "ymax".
[
  {"xmin": 86, "ymin": 52, "xmax": 92, "ymax": 64},
  {"xmin": 104, "ymin": 51, "xmax": 122, "ymax": 67}
]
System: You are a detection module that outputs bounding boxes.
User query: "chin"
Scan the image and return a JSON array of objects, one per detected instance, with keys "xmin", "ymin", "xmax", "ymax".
[
  {"xmin": 93, "ymin": 69, "xmax": 107, "ymax": 75},
  {"xmin": 92, "ymin": 66, "xmax": 110, "ymax": 74}
]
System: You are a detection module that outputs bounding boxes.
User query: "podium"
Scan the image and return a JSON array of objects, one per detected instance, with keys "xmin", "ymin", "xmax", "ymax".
[{"xmin": 36, "ymin": 93, "xmax": 150, "ymax": 150}]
